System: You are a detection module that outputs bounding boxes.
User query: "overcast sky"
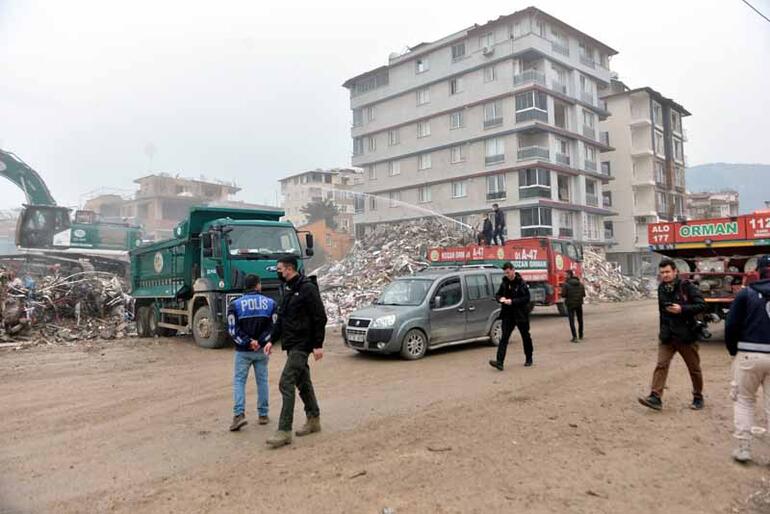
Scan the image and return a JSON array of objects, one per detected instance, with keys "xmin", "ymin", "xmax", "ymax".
[{"xmin": 1, "ymin": 0, "xmax": 768, "ymax": 211}]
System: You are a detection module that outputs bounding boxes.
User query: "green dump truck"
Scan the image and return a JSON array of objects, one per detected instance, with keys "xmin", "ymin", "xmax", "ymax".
[{"xmin": 129, "ymin": 206, "xmax": 313, "ymax": 348}]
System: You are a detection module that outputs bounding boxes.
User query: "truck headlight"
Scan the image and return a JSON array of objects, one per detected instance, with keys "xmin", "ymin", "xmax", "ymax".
[{"xmin": 372, "ymin": 315, "xmax": 396, "ymax": 328}]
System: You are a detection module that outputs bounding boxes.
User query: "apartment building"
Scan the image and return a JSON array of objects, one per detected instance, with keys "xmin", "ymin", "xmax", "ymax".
[
  {"xmin": 599, "ymin": 79, "xmax": 690, "ymax": 275},
  {"xmin": 343, "ymin": 7, "xmax": 617, "ymax": 244},
  {"xmin": 687, "ymin": 190, "xmax": 739, "ymax": 219},
  {"xmin": 279, "ymin": 168, "xmax": 362, "ymax": 234}
]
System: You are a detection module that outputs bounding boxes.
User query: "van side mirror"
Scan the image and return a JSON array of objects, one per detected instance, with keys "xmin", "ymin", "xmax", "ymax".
[{"xmin": 305, "ymin": 233, "xmax": 314, "ymax": 257}]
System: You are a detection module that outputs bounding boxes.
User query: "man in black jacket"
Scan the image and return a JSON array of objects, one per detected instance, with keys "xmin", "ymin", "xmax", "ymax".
[
  {"xmin": 489, "ymin": 262, "xmax": 533, "ymax": 370},
  {"xmin": 481, "ymin": 214, "xmax": 494, "ymax": 245},
  {"xmin": 639, "ymin": 258, "xmax": 706, "ymax": 411},
  {"xmin": 725, "ymin": 255, "xmax": 770, "ymax": 463},
  {"xmin": 266, "ymin": 256, "xmax": 328, "ymax": 449},
  {"xmin": 492, "ymin": 204, "xmax": 506, "ymax": 246},
  {"xmin": 560, "ymin": 270, "xmax": 586, "ymax": 343}
]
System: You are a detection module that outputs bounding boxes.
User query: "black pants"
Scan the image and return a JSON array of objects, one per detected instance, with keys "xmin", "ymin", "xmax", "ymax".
[
  {"xmin": 568, "ymin": 306, "xmax": 584, "ymax": 339},
  {"xmin": 493, "ymin": 227, "xmax": 505, "ymax": 246},
  {"xmin": 497, "ymin": 318, "xmax": 533, "ymax": 364},
  {"xmin": 278, "ymin": 350, "xmax": 320, "ymax": 431}
]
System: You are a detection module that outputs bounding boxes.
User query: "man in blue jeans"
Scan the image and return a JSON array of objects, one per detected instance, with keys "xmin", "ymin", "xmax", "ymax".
[{"xmin": 227, "ymin": 274, "xmax": 277, "ymax": 431}]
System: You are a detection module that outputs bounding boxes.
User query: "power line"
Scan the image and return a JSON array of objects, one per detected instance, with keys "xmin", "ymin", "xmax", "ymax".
[{"xmin": 742, "ymin": 0, "xmax": 770, "ymax": 23}]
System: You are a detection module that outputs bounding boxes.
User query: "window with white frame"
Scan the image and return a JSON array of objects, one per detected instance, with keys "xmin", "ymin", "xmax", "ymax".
[
  {"xmin": 389, "ymin": 191, "xmax": 401, "ymax": 207},
  {"xmin": 365, "ymin": 105, "xmax": 375, "ymax": 122},
  {"xmin": 586, "ymin": 179, "xmax": 598, "ymax": 206},
  {"xmin": 483, "ymin": 101, "xmax": 503, "ymax": 126},
  {"xmin": 674, "ymin": 165, "xmax": 685, "ymax": 188},
  {"xmin": 418, "ymin": 185, "xmax": 432, "ymax": 203},
  {"xmin": 367, "ymin": 136, "xmax": 376, "ymax": 152},
  {"xmin": 655, "ymin": 161, "xmax": 665, "ymax": 183},
  {"xmin": 652, "ymin": 101, "xmax": 662, "ymax": 126},
  {"xmin": 353, "ymin": 137, "xmax": 364, "ymax": 156},
  {"xmin": 451, "ymin": 41, "xmax": 466, "ymax": 61},
  {"xmin": 535, "ymin": 20, "xmax": 546, "ymax": 37},
  {"xmin": 673, "ymin": 138, "xmax": 684, "ymax": 161},
  {"xmin": 449, "ymin": 77, "xmax": 463, "ymax": 95},
  {"xmin": 388, "ymin": 160, "xmax": 401, "ymax": 176},
  {"xmin": 417, "ymin": 87, "xmax": 430, "ymax": 105},
  {"xmin": 582, "ymin": 109, "xmax": 595, "ymax": 129},
  {"xmin": 602, "ymin": 190, "xmax": 612, "ymax": 207},
  {"xmin": 559, "ymin": 211, "xmax": 574, "ymax": 235},
  {"xmin": 388, "ymin": 128, "xmax": 400, "ymax": 146},
  {"xmin": 417, "ymin": 120, "xmax": 431, "ymax": 138},
  {"xmin": 515, "ymin": 90, "xmax": 548, "ymax": 122},
  {"xmin": 480, "ymin": 31, "xmax": 495, "ymax": 48},
  {"xmin": 369, "ymin": 195, "xmax": 377, "ymax": 211},
  {"xmin": 584, "ymin": 214, "xmax": 601, "ymax": 240},
  {"xmin": 352, "ymin": 109, "xmax": 363, "ymax": 127},
  {"xmin": 367, "ymin": 165, "xmax": 376, "ymax": 180},
  {"xmin": 579, "ymin": 74, "xmax": 592, "ymax": 95},
  {"xmin": 486, "ymin": 174, "xmax": 506, "ymax": 200},
  {"xmin": 584, "ymin": 143, "xmax": 597, "ymax": 163},
  {"xmin": 670, "ymin": 110, "xmax": 681, "ymax": 133},
  {"xmin": 520, "ymin": 207, "xmax": 552, "ymax": 236},
  {"xmin": 483, "ymin": 65, "xmax": 496, "ymax": 82},
  {"xmin": 657, "ymin": 191, "xmax": 669, "ymax": 213},
  {"xmin": 450, "ymin": 110, "xmax": 464, "ymax": 129},
  {"xmin": 451, "ymin": 180, "xmax": 467, "ymax": 198},
  {"xmin": 415, "ymin": 58, "xmax": 429, "ymax": 74},
  {"xmin": 519, "ymin": 168, "xmax": 551, "ymax": 199},
  {"xmin": 450, "ymin": 145, "xmax": 466, "ymax": 164},
  {"xmin": 485, "ymin": 137, "xmax": 505, "ymax": 165},
  {"xmin": 418, "ymin": 153, "xmax": 432, "ymax": 170},
  {"xmin": 654, "ymin": 131, "xmax": 664, "ymax": 155}
]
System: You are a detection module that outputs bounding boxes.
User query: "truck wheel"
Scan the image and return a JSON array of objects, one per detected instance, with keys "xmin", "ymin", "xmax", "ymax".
[
  {"xmin": 147, "ymin": 307, "xmax": 176, "ymax": 337},
  {"xmin": 400, "ymin": 329, "xmax": 427, "ymax": 360},
  {"xmin": 488, "ymin": 319, "xmax": 502, "ymax": 347},
  {"xmin": 136, "ymin": 306, "xmax": 151, "ymax": 337},
  {"xmin": 192, "ymin": 305, "xmax": 229, "ymax": 349},
  {"xmin": 556, "ymin": 303, "xmax": 568, "ymax": 317}
]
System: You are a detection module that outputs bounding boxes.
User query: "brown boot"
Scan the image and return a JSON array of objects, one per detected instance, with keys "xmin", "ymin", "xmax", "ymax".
[
  {"xmin": 258, "ymin": 416, "xmax": 270, "ymax": 425},
  {"xmin": 229, "ymin": 414, "xmax": 247, "ymax": 432},
  {"xmin": 266, "ymin": 430, "xmax": 292, "ymax": 448},
  {"xmin": 295, "ymin": 416, "xmax": 321, "ymax": 437}
]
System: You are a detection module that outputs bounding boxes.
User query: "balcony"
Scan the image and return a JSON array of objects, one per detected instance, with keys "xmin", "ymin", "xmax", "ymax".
[
  {"xmin": 582, "ymin": 125, "xmax": 596, "ymax": 139},
  {"xmin": 586, "ymin": 194, "xmax": 599, "ymax": 207},
  {"xmin": 515, "ymin": 109, "xmax": 548, "ymax": 123},
  {"xmin": 483, "ymin": 117, "xmax": 503, "ymax": 129},
  {"xmin": 580, "ymin": 54, "xmax": 596, "ymax": 69},
  {"xmin": 580, "ymin": 91, "xmax": 594, "ymax": 105},
  {"xmin": 486, "ymin": 191, "xmax": 506, "ymax": 201},
  {"xmin": 555, "ymin": 153, "xmax": 571, "ymax": 166},
  {"xmin": 584, "ymin": 159, "xmax": 597, "ymax": 172},
  {"xmin": 559, "ymin": 227, "xmax": 574, "ymax": 238},
  {"xmin": 551, "ymin": 80, "xmax": 567, "ymax": 95},
  {"xmin": 519, "ymin": 186, "xmax": 551, "ymax": 199},
  {"xmin": 513, "ymin": 70, "xmax": 546, "ymax": 86},
  {"xmin": 485, "ymin": 154, "xmax": 505, "ymax": 166},
  {"xmin": 551, "ymin": 40, "xmax": 570, "ymax": 56},
  {"xmin": 518, "ymin": 146, "xmax": 550, "ymax": 161}
]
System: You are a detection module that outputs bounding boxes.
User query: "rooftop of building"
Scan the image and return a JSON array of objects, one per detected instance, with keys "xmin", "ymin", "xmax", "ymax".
[
  {"xmin": 602, "ymin": 79, "xmax": 691, "ymax": 116},
  {"xmin": 133, "ymin": 173, "xmax": 240, "ymax": 193},
  {"xmin": 279, "ymin": 167, "xmax": 362, "ymax": 183}
]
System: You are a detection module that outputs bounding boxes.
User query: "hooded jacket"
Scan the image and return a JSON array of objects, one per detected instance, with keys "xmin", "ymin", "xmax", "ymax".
[
  {"xmin": 495, "ymin": 273, "xmax": 531, "ymax": 323},
  {"xmin": 271, "ymin": 274, "xmax": 328, "ymax": 353},
  {"xmin": 725, "ymin": 279, "xmax": 770, "ymax": 356},
  {"xmin": 658, "ymin": 278, "xmax": 706, "ymax": 344},
  {"xmin": 560, "ymin": 276, "xmax": 586, "ymax": 309}
]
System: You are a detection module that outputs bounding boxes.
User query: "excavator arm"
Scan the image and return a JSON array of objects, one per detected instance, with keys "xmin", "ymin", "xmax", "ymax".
[{"xmin": 0, "ymin": 149, "xmax": 58, "ymax": 206}]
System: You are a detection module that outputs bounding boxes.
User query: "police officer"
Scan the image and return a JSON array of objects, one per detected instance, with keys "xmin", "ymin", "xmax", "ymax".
[
  {"xmin": 489, "ymin": 261, "xmax": 533, "ymax": 370},
  {"xmin": 266, "ymin": 256, "xmax": 328, "ymax": 449}
]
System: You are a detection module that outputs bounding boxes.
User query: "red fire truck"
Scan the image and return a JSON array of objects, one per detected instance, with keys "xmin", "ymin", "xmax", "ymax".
[
  {"xmin": 648, "ymin": 211, "xmax": 770, "ymax": 327},
  {"xmin": 427, "ymin": 237, "xmax": 583, "ymax": 315}
]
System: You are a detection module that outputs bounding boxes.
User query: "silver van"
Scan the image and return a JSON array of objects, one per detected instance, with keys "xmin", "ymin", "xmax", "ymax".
[{"xmin": 342, "ymin": 265, "xmax": 504, "ymax": 360}]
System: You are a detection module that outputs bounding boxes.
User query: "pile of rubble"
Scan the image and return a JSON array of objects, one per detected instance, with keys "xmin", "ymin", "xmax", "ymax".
[
  {"xmin": 0, "ymin": 265, "xmax": 133, "ymax": 348},
  {"xmin": 582, "ymin": 247, "xmax": 654, "ymax": 303},
  {"xmin": 317, "ymin": 219, "xmax": 469, "ymax": 324}
]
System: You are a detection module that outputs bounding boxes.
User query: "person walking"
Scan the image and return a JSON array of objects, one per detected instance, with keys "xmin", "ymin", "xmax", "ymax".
[
  {"xmin": 725, "ymin": 255, "xmax": 770, "ymax": 463},
  {"xmin": 266, "ymin": 256, "xmax": 328, "ymax": 449},
  {"xmin": 227, "ymin": 274, "xmax": 276, "ymax": 431},
  {"xmin": 560, "ymin": 270, "xmax": 586, "ymax": 343},
  {"xmin": 489, "ymin": 262, "xmax": 533, "ymax": 370},
  {"xmin": 492, "ymin": 204, "xmax": 506, "ymax": 246},
  {"xmin": 481, "ymin": 213, "xmax": 494, "ymax": 246},
  {"xmin": 638, "ymin": 259, "xmax": 706, "ymax": 411}
]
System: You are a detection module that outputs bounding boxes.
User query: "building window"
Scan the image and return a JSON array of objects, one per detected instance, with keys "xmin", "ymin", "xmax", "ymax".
[
  {"xmin": 519, "ymin": 168, "xmax": 551, "ymax": 199},
  {"xmin": 602, "ymin": 190, "xmax": 612, "ymax": 207},
  {"xmin": 367, "ymin": 136, "xmax": 376, "ymax": 152},
  {"xmin": 559, "ymin": 211, "xmax": 574, "ymax": 238},
  {"xmin": 418, "ymin": 153, "xmax": 432, "ymax": 170},
  {"xmin": 388, "ymin": 129, "xmax": 400, "ymax": 146},
  {"xmin": 451, "ymin": 41, "xmax": 466, "ymax": 61},
  {"xmin": 584, "ymin": 144, "xmax": 597, "ymax": 171},
  {"xmin": 367, "ymin": 165, "xmax": 376, "ymax": 180},
  {"xmin": 352, "ymin": 109, "xmax": 363, "ymax": 127},
  {"xmin": 417, "ymin": 87, "xmax": 430, "ymax": 105},
  {"xmin": 450, "ymin": 110, "xmax": 464, "ymax": 130},
  {"xmin": 673, "ymin": 138, "xmax": 684, "ymax": 162},
  {"xmin": 485, "ymin": 137, "xmax": 505, "ymax": 165},
  {"xmin": 557, "ymin": 174, "xmax": 571, "ymax": 202},
  {"xmin": 416, "ymin": 58, "xmax": 429, "ymax": 74},
  {"xmin": 671, "ymin": 111, "xmax": 681, "ymax": 133},
  {"xmin": 417, "ymin": 120, "xmax": 431, "ymax": 138},
  {"xmin": 515, "ymin": 90, "xmax": 548, "ymax": 122},
  {"xmin": 369, "ymin": 195, "xmax": 377, "ymax": 211},
  {"xmin": 354, "ymin": 195, "xmax": 365, "ymax": 214},
  {"xmin": 674, "ymin": 165, "xmax": 685, "ymax": 188},
  {"xmin": 584, "ymin": 214, "xmax": 601, "ymax": 241},
  {"xmin": 353, "ymin": 137, "xmax": 364, "ymax": 156},
  {"xmin": 487, "ymin": 174, "xmax": 506, "ymax": 201},
  {"xmin": 450, "ymin": 145, "xmax": 466, "ymax": 164},
  {"xmin": 451, "ymin": 180, "xmax": 468, "ymax": 198},
  {"xmin": 654, "ymin": 131, "xmax": 664, "ymax": 155},
  {"xmin": 388, "ymin": 160, "xmax": 401, "ymax": 176},
  {"xmin": 480, "ymin": 31, "xmax": 495, "ymax": 49},
  {"xmin": 483, "ymin": 65, "xmax": 496, "ymax": 82},
  {"xmin": 418, "ymin": 185, "xmax": 432, "ymax": 203},
  {"xmin": 483, "ymin": 101, "xmax": 503, "ymax": 128},
  {"xmin": 601, "ymin": 161, "xmax": 611, "ymax": 176},
  {"xmin": 655, "ymin": 160, "xmax": 666, "ymax": 184},
  {"xmin": 388, "ymin": 191, "xmax": 401, "ymax": 208},
  {"xmin": 652, "ymin": 101, "xmax": 662, "ymax": 126},
  {"xmin": 520, "ymin": 207, "xmax": 552, "ymax": 237},
  {"xmin": 657, "ymin": 191, "xmax": 669, "ymax": 213},
  {"xmin": 586, "ymin": 180, "xmax": 598, "ymax": 206},
  {"xmin": 604, "ymin": 220, "xmax": 614, "ymax": 240},
  {"xmin": 449, "ymin": 77, "xmax": 463, "ymax": 95},
  {"xmin": 365, "ymin": 105, "xmax": 375, "ymax": 122}
]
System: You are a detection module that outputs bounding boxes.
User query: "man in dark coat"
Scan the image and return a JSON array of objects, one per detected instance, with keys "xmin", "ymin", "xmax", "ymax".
[
  {"xmin": 560, "ymin": 270, "xmax": 586, "ymax": 343},
  {"xmin": 481, "ymin": 214, "xmax": 494, "ymax": 245},
  {"xmin": 492, "ymin": 203, "xmax": 506, "ymax": 246},
  {"xmin": 489, "ymin": 262, "xmax": 533, "ymax": 370}
]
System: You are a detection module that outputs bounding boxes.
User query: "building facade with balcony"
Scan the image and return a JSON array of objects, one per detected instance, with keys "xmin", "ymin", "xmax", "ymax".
[
  {"xmin": 279, "ymin": 168, "xmax": 362, "ymax": 234},
  {"xmin": 343, "ymin": 7, "xmax": 617, "ymax": 244},
  {"xmin": 687, "ymin": 190, "xmax": 739, "ymax": 220},
  {"xmin": 599, "ymin": 79, "xmax": 690, "ymax": 276}
]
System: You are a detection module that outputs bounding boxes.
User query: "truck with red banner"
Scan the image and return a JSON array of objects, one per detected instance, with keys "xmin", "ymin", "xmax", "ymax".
[
  {"xmin": 427, "ymin": 237, "xmax": 583, "ymax": 315},
  {"xmin": 648, "ymin": 211, "xmax": 770, "ymax": 330}
]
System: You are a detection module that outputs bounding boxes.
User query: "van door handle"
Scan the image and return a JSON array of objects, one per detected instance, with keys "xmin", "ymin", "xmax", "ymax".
[
  {"xmin": 457, "ymin": 307, "xmax": 465, "ymax": 312},
  {"xmin": 468, "ymin": 306, "xmax": 476, "ymax": 311}
]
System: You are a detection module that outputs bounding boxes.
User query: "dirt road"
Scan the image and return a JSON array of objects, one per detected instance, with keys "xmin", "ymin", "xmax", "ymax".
[{"xmin": 1, "ymin": 299, "xmax": 767, "ymax": 513}]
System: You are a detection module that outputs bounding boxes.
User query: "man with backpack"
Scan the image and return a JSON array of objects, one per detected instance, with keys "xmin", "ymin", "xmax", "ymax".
[
  {"xmin": 638, "ymin": 258, "xmax": 706, "ymax": 411},
  {"xmin": 725, "ymin": 255, "xmax": 770, "ymax": 463}
]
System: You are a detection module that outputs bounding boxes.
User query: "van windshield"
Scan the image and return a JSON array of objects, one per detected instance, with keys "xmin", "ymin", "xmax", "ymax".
[
  {"xmin": 376, "ymin": 279, "xmax": 433, "ymax": 306},
  {"xmin": 227, "ymin": 226, "xmax": 301, "ymax": 258}
]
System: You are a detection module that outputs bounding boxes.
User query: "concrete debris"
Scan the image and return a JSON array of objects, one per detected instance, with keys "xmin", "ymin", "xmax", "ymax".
[
  {"xmin": 0, "ymin": 264, "xmax": 133, "ymax": 347},
  {"xmin": 582, "ymin": 248, "xmax": 654, "ymax": 303}
]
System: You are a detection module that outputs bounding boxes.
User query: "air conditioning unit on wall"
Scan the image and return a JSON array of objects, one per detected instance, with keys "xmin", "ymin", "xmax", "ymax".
[{"xmin": 482, "ymin": 46, "xmax": 494, "ymax": 56}]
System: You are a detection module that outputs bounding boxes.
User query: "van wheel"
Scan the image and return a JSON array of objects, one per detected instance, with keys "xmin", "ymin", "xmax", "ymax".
[
  {"xmin": 400, "ymin": 329, "xmax": 427, "ymax": 360},
  {"xmin": 136, "ymin": 306, "xmax": 151, "ymax": 337},
  {"xmin": 557, "ymin": 303, "xmax": 568, "ymax": 317},
  {"xmin": 192, "ymin": 305, "xmax": 229, "ymax": 349},
  {"xmin": 489, "ymin": 319, "xmax": 502, "ymax": 346}
]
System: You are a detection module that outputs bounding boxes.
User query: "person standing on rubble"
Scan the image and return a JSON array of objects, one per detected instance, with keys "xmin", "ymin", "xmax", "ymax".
[
  {"xmin": 227, "ymin": 274, "xmax": 276, "ymax": 432},
  {"xmin": 638, "ymin": 259, "xmax": 706, "ymax": 412},
  {"xmin": 492, "ymin": 204, "xmax": 506, "ymax": 246},
  {"xmin": 560, "ymin": 270, "xmax": 586, "ymax": 343},
  {"xmin": 489, "ymin": 262, "xmax": 533, "ymax": 370},
  {"xmin": 725, "ymin": 255, "xmax": 770, "ymax": 463},
  {"xmin": 266, "ymin": 256, "xmax": 328, "ymax": 449}
]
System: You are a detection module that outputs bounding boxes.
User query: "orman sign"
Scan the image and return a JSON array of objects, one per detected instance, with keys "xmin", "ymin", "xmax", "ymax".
[{"xmin": 679, "ymin": 222, "xmax": 739, "ymax": 239}]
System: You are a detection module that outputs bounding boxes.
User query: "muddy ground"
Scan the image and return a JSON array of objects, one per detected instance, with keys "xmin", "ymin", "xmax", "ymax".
[{"xmin": 2, "ymin": 299, "xmax": 769, "ymax": 513}]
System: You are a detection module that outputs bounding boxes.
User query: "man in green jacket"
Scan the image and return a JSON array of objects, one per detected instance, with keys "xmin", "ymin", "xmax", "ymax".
[{"xmin": 560, "ymin": 270, "xmax": 586, "ymax": 343}]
